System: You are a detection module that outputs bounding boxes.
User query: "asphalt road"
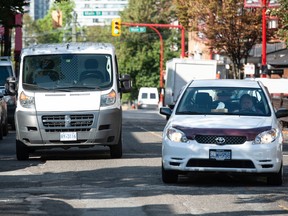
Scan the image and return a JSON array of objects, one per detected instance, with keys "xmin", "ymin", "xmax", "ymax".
[{"xmin": 0, "ymin": 109, "xmax": 287, "ymax": 215}]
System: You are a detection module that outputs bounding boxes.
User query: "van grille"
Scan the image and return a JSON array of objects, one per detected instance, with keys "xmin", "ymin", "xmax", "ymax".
[{"xmin": 42, "ymin": 114, "xmax": 94, "ymax": 132}]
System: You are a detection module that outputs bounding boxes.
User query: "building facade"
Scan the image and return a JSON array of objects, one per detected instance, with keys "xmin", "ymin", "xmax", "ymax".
[{"xmin": 28, "ymin": 0, "xmax": 52, "ymax": 20}]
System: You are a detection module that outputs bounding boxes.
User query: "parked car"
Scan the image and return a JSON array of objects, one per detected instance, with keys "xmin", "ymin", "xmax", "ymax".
[
  {"xmin": 0, "ymin": 91, "xmax": 8, "ymax": 138},
  {"xmin": 0, "ymin": 56, "xmax": 16, "ymax": 130},
  {"xmin": 137, "ymin": 87, "xmax": 159, "ymax": 109},
  {"xmin": 160, "ymin": 79, "xmax": 288, "ymax": 185}
]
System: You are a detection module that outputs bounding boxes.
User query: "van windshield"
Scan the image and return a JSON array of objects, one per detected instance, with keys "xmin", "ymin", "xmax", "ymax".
[{"xmin": 22, "ymin": 54, "xmax": 113, "ymax": 91}]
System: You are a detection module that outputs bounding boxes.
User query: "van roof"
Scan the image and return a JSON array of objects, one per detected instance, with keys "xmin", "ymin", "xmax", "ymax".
[{"xmin": 21, "ymin": 42, "xmax": 116, "ymax": 56}]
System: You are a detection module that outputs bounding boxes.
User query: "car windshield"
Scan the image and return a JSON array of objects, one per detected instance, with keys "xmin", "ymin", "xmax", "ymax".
[
  {"xmin": 22, "ymin": 54, "xmax": 113, "ymax": 91},
  {"xmin": 176, "ymin": 86, "xmax": 271, "ymax": 116}
]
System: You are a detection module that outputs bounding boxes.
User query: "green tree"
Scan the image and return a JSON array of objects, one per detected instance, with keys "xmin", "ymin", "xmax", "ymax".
[
  {"xmin": 34, "ymin": 0, "xmax": 75, "ymax": 43},
  {"xmin": 271, "ymin": 0, "xmax": 288, "ymax": 45},
  {"xmin": 116, "ymin": 0, "xmax": 180, "ymax": 100},
  {"xmin": 174, "ymin": 0, "xmax": 264, "ymax": 79}
]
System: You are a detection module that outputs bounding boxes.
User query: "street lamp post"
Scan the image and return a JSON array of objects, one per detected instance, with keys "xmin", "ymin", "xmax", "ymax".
[
  {"xmin": 244, "ymin": 0, "xmax": 280, "ymax": 77},
  {"xmin": 261, "ymin": 0, "xmax": 268, "ymax": 77}
]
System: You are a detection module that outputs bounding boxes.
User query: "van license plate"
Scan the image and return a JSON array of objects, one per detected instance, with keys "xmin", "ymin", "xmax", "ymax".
[
  {"xmin": 209, "ymin": 149, "xmax": 231, "ymax": 160},
  {"xmin": 60, "ymin": 132, "xmax": 77, "ymax": 141}
]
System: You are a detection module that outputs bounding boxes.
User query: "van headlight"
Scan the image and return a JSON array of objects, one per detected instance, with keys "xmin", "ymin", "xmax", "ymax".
[
  {"xmin": 253, "ymin": 128, "xmax": 278, "ymax": 144},
  {"xmin": 19, "ymin": 91, "xmax": 35, "ymax": 108},
  {"xmin": 167, "ymin": 127, "xmax": 188, "ymax": 143},
  {"xmin": 101, "ymin": 90, "xmax": 116, "ymax": 107}
]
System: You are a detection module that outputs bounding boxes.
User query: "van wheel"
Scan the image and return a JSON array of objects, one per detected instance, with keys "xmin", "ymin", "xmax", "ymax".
[
  {"xmin": 162, "ymin": 164, "xmax": 178, "ymax": 183},
  {"xmin": 267, "ymin": 163, "xmax": 283, "ymax": 186},
  {"xmin": 16, "ymin": 140, "xmax": 30, "ymax": 160},
  {"xmin": 110, "ymin": 134, "xmax": 123, "ymax": 159}
]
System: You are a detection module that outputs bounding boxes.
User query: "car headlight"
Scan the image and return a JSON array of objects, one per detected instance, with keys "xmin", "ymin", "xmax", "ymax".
[
  {"xmin": 167, "ymin": 127, "xmax": 188, "ymax": 143},
  {"xmin": 254, "ymin": 128, "xmax": 278, "ymax": 144},
  {"xmin": 101, "ymin": 90, "xmax": 116, "ymax": 107},
  {"xmin": 19, "ymin": 91, "xmax": 35, "ymax": 108}
]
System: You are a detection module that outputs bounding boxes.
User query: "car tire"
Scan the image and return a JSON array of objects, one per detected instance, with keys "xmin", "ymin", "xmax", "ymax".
[
  {"xmin": 162, "ymin": 164, "xmax": 178, "ymax": 183},
  {"xmin": 16, "ymin": 140, "xmax": 30, "ymax": 160},
  {"xmin": 110, "ymin": 133, "xmax": 123, "ymax": 159},
  {"xmin": 267, "ymin": 164, "xmax": 283, "ymax": 186}
]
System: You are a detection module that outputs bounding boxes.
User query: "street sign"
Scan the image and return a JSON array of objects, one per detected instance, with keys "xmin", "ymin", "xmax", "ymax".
[
  {"xmin": 83, "ymin": 11, "xmax": 102, "ymax": 16},
  {"xmin": 129, "ymin": 27, "xmax": 146, "ymax": 33}
]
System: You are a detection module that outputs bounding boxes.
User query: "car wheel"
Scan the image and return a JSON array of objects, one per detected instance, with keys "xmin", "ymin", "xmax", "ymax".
[
  {"xmin": 267, "ymin": 164, "xmax": 283, "ymax": 186},
  {"xmin": 16, "ymin": 140, "xmax": 30, "ymax": 160},
  {"xmin": 162, "ymin": 163, "xmax": 178, "ymax": 183},
  {"xmin": 110, "ymin": 133, "xmax": 123, "ymax": 159}
]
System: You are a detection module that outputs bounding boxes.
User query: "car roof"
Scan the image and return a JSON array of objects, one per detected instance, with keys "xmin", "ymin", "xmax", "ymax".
[
  {"xmin": 0, "ymin": 56, "xmax": 13, "ymax": 66},
  {"xmin": 188, "ymin": 79, "xmax": 262, "ymax": 88}
]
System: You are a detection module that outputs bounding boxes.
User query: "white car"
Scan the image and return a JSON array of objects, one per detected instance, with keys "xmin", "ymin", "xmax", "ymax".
[{"xmin": 160, "ymin": 79, "xmax": 288, "ymax": 185}]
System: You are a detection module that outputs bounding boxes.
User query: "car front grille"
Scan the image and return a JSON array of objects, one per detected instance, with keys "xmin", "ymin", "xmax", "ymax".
[
  {"xmin": 42, "ymin": 114, "xmax": 94, "ymax": 132},
  {"xmin": 195, "ymin": 135, "xmax": 246, "ymax": 145}
]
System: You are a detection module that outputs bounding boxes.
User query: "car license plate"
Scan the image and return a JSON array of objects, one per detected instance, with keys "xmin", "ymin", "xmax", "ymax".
[
  {"xmin": 60, "ymin": 132, "xmax": 77, "ymax": 141},
  {"xmin": 209, "ymin": 149, "xmax": 231, "ymax": 160}
]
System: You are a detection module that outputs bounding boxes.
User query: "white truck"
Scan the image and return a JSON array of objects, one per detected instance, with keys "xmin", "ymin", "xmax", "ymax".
[
  {"xmin": 7, "ymin": 42, "xmax": 131, "ymax": 160},
  {"xmin": 164, "ymin": 58, "xmax": 218, "ymax": 108}
]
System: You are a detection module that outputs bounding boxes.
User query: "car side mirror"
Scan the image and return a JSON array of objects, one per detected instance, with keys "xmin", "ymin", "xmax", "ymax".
[{"xmin": 119, "ymin": 74, "xmax": 131, "ymax": 93}]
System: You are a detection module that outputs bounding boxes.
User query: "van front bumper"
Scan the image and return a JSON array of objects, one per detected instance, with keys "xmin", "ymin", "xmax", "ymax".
[{"xmin": 15, "ymin": 108, "xmax": 122, "ymax": 148}]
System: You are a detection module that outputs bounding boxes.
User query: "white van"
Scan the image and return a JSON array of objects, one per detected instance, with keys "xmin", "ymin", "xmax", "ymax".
[
  {"xmin": 137, "ymin": 87, "xmax": 159, "ymax": 109},
  {"xmin": 8, "ymin": 42, "xmax": 131, "ymax": 160}
]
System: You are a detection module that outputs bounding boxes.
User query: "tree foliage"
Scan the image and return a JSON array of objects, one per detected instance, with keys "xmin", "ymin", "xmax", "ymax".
[
  {"xmin": 85, "ymin": 0, "xmax": 181, "ymax": 100},
  {"xmin": 115, "ymin": 0, "xmax": 180, "ymax": 100},
  {"xmin": 34, "ymin": 0, "xmax": 75, "ymax": 44},
  {"xmin": 271, "ymin": 0, "xmax": 288, "ymax": 46},
  {"xmin": 174, "ymin": 0, "xmax": 263, "ymax": 78}
]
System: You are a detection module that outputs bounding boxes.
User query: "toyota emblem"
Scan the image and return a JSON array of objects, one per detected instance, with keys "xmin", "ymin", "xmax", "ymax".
[{"xmin": 215, "ymin": 137, "xmax": 225, "ymax": 145}]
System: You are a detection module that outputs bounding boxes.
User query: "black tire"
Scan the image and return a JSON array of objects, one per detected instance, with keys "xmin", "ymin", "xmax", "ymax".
[
  {"xmin": 267, "ymin": 164, "xmax": 283, "ymax": 186},
  {"xmin": 16, "ymin": 140, "xmax": 30, "ymax": 160},
  {"xmin": 110, "ymin": 133, "xmax": 123, "ymax": 159},
  {"xmin": 162, "ymin": 164, "xmax": 178, "ymax": 184}
]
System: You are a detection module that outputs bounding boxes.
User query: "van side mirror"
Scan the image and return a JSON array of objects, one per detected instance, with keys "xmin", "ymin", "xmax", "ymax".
[
  {"xmin": 119, "ymin": 74, "xmax": 131, "ymax": 93},
  {"xmin": 5, "ymin": 77, "xmax": 16, "ymax": 96}
]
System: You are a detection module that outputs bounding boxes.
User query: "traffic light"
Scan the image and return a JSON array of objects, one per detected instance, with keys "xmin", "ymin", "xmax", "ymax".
[{"xmin": 112, "ymin": 18, "xmax": 121, "ymax": 37}]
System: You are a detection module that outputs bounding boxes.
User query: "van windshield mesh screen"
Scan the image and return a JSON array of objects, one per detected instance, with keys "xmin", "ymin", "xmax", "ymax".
[{"xmin": 22, "ymin": 54, "xmax": 113, "ymax": 90}]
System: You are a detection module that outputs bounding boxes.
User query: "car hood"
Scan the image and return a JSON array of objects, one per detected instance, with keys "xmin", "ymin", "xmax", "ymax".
[
  {"xmin": 167, "ymin": 115, "xmax": 275, "ymax": 141},
  {"xmin": 169, "ymin": 115, "xmax": 273, "ymax": 129}
]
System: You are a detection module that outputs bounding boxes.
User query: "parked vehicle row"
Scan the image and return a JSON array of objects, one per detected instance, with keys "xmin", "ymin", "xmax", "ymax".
[{"xmin": 0, "ymin": 56, "xmax": 17, "ymax": 137}]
